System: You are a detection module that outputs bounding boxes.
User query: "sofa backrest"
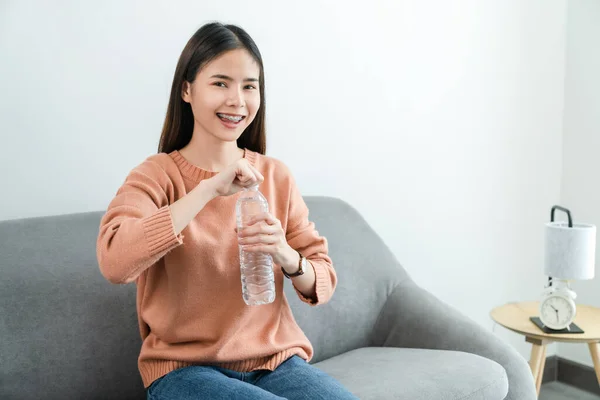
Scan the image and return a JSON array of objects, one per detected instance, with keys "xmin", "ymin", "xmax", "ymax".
[
  {"xmin": 1, "ymin": 210, "xmax": 142, "ymax": 399},
  {"xmin": 284, "ymin": 197, "xmax": 410, "ymax": 362},
  {"xmin": 0, "ymin": 196, "xmax": 409, "ymax": 399}
]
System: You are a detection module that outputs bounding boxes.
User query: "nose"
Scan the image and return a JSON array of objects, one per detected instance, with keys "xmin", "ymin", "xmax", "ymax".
[{"xmin": 226, "ymin": 86, "xmax": 245, "ymax": 108}]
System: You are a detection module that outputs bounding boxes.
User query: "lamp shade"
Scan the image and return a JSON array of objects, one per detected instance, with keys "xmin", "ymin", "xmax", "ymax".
[{"xmin": 544, "ymin": 221, "xmax": 596, "ymax": 280}]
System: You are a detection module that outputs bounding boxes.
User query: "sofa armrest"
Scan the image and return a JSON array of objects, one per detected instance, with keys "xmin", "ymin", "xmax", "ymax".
[{"xmin": 372, "ymin": 282, "xmax": 536, "ymax": 400}]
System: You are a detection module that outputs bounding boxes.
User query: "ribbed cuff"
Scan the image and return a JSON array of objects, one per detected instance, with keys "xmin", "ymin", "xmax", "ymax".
[
  {"xmin": 294, "ymin": 260, "xmax": 330, "ymax": 306},
  {"xmin": 141, "ymin": 206, "xmax": 183, "ymax": 258}
]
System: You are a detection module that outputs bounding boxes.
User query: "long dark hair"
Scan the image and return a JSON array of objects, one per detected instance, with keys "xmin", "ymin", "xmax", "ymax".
[{"xmin": 158, "ymin": 22, "xmax": 266, "ymax": 154}]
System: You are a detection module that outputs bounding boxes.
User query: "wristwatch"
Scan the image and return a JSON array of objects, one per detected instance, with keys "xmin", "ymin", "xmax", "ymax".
[{"xmin": 282, "ymin": 251, "xmax": 306, "ymax": 279}]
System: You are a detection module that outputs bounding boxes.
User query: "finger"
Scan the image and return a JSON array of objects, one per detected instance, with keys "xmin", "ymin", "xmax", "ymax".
[
  {"xmin": 238, "ymin": 222, "xmax": 278, "ymax": 237},
  {"xmin": 239, "ymin": 163, "xmax": 264, "ymax": 188},
  {"xmin": 236, "ymin": 160, "xmax": 260, "ymax": 179},
  {"xmin": 247, "ymin": 212, "xmax": 279, "ymax": 226},
  {"xmin": 239, "ymin": 234, "xmax": 277, "ymax": 245},
  {"xmin": 234, "ymin": 162, "xmax": 258, "ymax": 185},
  {"xmin": 243, "ymin": 244, "xmax": 276, "ymax": 254},
  {"xmin": 236, "ymin": 167, "xmax": 256, "ymax": 185},
  {"xmin": 247, "ymin": 164, "xmax": 264, "ymax": 182},
  {"xmin": 238, "ymin": 173, "xmax": 260, "ymax": 188}
]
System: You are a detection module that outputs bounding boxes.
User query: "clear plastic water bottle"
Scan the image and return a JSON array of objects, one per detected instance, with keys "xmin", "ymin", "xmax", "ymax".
[{"xmin": 236, "ymin": 185, "xmax": 275, "ymax": 305}]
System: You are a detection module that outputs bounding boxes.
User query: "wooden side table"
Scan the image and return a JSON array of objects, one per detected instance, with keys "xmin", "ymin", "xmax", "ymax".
[{"xmin": 490, "ymin": 301, "xmax": 600, "ymax": 396}]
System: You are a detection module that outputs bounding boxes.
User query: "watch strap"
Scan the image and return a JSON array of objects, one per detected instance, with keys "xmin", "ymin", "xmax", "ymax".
[{"xmin": 282, "ymin": 251, "xmax": 305, "ymax": 279}]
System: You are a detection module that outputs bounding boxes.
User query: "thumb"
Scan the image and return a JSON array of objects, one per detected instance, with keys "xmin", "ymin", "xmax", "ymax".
[{"xmin": 235, "ymin": 164, "xmax": 260, "ymax": 186}]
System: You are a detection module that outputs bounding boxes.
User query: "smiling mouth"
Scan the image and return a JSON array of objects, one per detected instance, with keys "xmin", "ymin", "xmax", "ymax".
[{"xmin": 216, "ymin": 113, "xmax": 246, "ymax": 123}]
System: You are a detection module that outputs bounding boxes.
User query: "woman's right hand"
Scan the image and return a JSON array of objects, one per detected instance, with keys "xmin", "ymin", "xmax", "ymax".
[
  {"xmin": 204, "ymin": 158, "xmax": 264, "ymax": 197},
  {"xmin": 169, "ymin": 159, "xmax": 263, "ymax": 236}
]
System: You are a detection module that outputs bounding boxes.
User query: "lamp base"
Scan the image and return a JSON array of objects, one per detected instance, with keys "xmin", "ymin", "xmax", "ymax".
[{"xmin": 530, "ymin": 317, "xmax": 584, "ymax": 334}]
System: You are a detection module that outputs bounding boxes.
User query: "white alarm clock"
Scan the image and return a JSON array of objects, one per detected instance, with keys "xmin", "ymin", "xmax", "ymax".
[{"xmin": 539, "ymin": 285, "xmax": 577, "ymax": 330}]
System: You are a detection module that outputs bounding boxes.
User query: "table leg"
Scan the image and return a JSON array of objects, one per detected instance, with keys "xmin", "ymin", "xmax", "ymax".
[
  {"xmin": 589, "ymin": 341, "xmax": 600, "ymax": 385},
  {"xmin": 526, "ymin": 337, "xmax": 549, "ymax": 396},
  {"xmin": 536, "ymin": 345, "xmax": 547, "ymax": 392}
]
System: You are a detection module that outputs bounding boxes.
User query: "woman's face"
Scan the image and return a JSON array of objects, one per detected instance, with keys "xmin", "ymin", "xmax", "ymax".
[{"xmin": 182, "ymin": 48, "xmax": 261, "ymax": 144}]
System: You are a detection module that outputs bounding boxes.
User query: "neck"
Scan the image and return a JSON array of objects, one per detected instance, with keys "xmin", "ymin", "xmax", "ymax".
[{"xmin": 179, "ymin": 131, "xmax": 244, "ymax": 172}]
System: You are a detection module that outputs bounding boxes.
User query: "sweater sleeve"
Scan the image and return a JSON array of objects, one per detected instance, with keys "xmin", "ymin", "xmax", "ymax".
[
  {"xmin": 285, "ymin": 172, "xmax": 337, "ymax": 306},
  {"xmin": 96, "ymin": 159, "xmax": 184, "ymax": 284}
]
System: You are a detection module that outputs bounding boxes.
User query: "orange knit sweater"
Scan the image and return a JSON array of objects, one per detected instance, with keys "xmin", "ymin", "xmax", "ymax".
[{"xmin": 96, "ymin": 149, "xmax": 337, "ymax": 388}]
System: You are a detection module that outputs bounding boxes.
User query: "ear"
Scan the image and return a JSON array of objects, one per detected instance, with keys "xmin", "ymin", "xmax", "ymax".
[{"xmin": 181, "ymin": 81, "xmax": 191, "ymax": 103}]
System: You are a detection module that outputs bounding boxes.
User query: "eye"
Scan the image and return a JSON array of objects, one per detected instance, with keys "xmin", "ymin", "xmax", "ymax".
[
  {"xmin": 244, "ymin": 84, "xmax": 257, "ymax": 90},
  {"xmin": 213, "ymin": 82, "xmax": 227, "ymax": 88}
]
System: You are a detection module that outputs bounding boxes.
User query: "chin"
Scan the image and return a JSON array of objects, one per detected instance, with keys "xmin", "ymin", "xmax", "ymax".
[{"xmin": 212, "ymin": 127, "xmax": 246, "ymax": 143}]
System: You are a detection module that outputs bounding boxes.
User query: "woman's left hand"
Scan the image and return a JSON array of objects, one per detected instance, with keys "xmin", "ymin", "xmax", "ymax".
[{"xmin": 237, "ymin": 212, "xmax": 298, "ymax": 270}]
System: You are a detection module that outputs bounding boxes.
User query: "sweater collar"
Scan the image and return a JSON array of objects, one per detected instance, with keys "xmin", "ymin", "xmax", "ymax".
[{"xmin": 169, "ymin": 148, "xmax": 258, "ymax": 182}]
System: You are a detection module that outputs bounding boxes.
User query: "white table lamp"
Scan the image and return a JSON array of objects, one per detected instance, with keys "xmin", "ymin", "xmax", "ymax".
[
  {"xmin": 532, "ymin": 205, "xmax": 597, "ymax": 334},
  {"xmin": 544, "ymin": 206, "xmax": 596, "ymax": 281}
]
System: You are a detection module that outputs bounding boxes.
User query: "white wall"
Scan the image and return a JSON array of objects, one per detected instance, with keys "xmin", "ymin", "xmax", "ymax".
[
  {"xmin": 1, "ymin": 1, "xmax": 568, "ymax": 361},
  {"xmin": 558, "ymin": 0, "xmax": 600, "ymax": 368}
]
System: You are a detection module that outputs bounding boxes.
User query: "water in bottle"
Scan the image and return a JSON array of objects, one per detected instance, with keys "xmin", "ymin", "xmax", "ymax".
[{"xmin": 236, "ymin": 185, "xmax": 276, "ymax": 305}]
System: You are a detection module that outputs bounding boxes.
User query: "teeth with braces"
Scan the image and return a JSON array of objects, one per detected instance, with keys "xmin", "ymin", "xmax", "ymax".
[{"xmin": 218, "ymin": 114, "xmax": 243, "ymax": 122}]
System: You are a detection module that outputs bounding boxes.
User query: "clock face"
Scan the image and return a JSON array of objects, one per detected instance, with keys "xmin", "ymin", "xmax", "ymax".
[{"xmin": 540, "ymin": 295, "xmax": 575, "ymax": 329}]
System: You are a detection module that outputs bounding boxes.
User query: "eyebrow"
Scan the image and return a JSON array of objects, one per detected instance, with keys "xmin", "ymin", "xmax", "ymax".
[{"xmin": 210, "ymin": 74, "xmax": 259, "ymax": 82}]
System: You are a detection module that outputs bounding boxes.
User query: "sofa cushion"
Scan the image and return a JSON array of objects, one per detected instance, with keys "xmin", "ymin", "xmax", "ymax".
[{"xmin": 313, "ymin": 347, "xmax": 508, "ymax": 400}]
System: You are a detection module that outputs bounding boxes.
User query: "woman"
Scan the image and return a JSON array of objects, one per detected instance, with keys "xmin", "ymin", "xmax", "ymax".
[{"xmin": 96, "ymin": 22, "xmax": 358, "ymax": 400}]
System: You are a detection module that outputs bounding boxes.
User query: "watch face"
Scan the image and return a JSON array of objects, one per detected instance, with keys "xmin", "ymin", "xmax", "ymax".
[{"xmin": 540, "ymin": 295, "xmax": 575, "ymax": 329}]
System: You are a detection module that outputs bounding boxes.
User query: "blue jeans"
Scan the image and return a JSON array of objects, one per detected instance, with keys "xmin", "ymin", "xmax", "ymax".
[{"xmin": 146, "ymin": 355, "xmax": 358, "ymax": 400}]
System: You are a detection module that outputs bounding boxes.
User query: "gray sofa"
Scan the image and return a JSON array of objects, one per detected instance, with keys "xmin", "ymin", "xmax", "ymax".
[{"xmin": 1, "ymin": 196, "xmax": 536, "ymax": 399}]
